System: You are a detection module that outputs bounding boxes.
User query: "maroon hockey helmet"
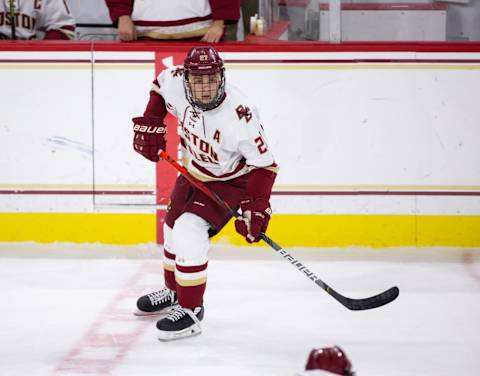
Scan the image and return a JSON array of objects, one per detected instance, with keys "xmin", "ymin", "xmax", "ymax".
[
  {"xmin": 305, "ymin": 346, "xmax": 354, "ymax": 375},
  {"xmin": 183, "ymin": 46, "xmax": 226, "ymax": 111}
]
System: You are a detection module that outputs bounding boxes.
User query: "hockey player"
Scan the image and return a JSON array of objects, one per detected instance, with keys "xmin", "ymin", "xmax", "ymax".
[
  {"xmin": 132, "ymin": 46, "xmax": 278, "ymax": 341},
  {"xmin": 105, "ymin": 0, "xmax": 240, "ymax": 42},
  {"xmin": 0, "ymin": 0, "xmax": 75, "ymax": 40}
]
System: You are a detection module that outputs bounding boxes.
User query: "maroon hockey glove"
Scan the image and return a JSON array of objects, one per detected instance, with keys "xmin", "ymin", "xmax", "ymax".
[
  {"xmin": 234, "ymin": 198, "xmax": 272, "ymax": 243},
  {"xmin": 132, "ymin": 116, "xmax": 167, "ymax": 162}
]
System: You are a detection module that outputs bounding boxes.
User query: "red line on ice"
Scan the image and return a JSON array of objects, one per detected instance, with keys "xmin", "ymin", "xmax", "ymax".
[{"xmin": 52, "ymin": 262, "xmax": 163, "ymax": 375}]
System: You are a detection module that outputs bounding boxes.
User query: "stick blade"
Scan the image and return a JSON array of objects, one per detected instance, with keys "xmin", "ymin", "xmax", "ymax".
[{"xmin": 333, "ymin": 286, "xmax": 400, "ymax": 311}]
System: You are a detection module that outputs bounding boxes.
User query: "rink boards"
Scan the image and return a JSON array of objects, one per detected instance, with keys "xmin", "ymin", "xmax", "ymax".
[{"xmin": 0, "ymin": 42, "xmax": 479, "ymax": 246}]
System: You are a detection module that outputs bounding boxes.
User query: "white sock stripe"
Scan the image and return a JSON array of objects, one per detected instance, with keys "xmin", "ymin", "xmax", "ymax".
[
  {"xmin": 174, "ymin": 269, "xmax": 207, "ymax": 281},
  {"xmin": 163, "ymin": 257, "xmax": 175, "ymax": 267},
  {"xmin": 175, "ymin": 257, "xmax": 208, "ymax": 267}
]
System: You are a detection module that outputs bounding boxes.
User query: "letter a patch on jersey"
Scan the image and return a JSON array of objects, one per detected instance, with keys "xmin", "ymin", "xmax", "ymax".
[
  {"xmin": 213, "ymin": 130, "xmax": 221, "ymax": 143},
  {"xmin": 236, "ymin": 105, "xmax": 252, "ymax": 123},
  {"xmin": 172, "ymin": 67, "xmax": 184, "ymax": 77}
]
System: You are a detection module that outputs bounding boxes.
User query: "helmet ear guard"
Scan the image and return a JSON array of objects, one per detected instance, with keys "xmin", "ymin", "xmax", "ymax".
[{"xmin": 183, "ymin": 46, "xmax": 226, "ymax": 111}]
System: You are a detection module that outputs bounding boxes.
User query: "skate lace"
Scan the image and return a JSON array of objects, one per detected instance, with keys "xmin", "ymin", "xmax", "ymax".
[
  {"xmin": 147, "ymin": 289, "xmax": 173, "ymax": 306},
  {"xmin": 166, "ymin": 306, "xmax": 201, "ymax": 323},
  {"xmin": 165, "ymin": 306, "xmax": 187, "ymax": 322}
]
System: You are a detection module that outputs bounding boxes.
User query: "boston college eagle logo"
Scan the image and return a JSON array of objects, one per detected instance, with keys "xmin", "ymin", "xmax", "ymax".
[
  {"xmin": 199, "ymin": 54, "xmax": 209, "ymax": 62},
  {"xmin": 236, "ymin": 105, "xmax": 252, "ymax": 123}
]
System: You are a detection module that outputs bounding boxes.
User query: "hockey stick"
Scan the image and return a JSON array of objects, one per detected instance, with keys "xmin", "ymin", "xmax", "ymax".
[
  {"xmin": 159, "ymin": 150, "xmax": 399, "ymax": 311},
  {"xmin": 9, "ymin": 0, "xmax": 16, "ymax": 40}
]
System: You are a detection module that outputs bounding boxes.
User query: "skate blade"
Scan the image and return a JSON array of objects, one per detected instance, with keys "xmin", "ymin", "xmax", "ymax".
[
  {"xmin": 133, "ymin": 304, "xmax": 178, "ymax": 317},
  {"xmin": 157, "ymin": 325, "xmax": 202, "ymax": 342},
  {"xmin": 133, "ymin": 310, "xmax": 165, "ymax": 317}
]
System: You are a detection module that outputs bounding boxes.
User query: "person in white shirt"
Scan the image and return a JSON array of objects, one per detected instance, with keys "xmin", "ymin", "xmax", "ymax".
[
  {"xmin": 105, "ymin": 0, "xmax": 239, "ymax": 42},
  {"xmin": 0, "ymin": 0, "xmax": 75, "ymax": 40}
]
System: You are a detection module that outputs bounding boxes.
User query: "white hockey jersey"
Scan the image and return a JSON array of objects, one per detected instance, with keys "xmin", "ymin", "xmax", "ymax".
[
  {"xmin": 153, "ymin": 66, "xmax": 276, "ymax": 182},
  {"xmin": 0, "ymin": 0, "xmax": 75, "ymax": 40},
  {"xmin": 132, "ymin": 0, "xmax": 212, "ymax": 39}
]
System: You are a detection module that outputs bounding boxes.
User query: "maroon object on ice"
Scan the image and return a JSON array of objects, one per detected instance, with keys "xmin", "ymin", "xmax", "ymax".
[{"xmin": 305, "ymin": 346, "xmax": 354, "ymax": 375}]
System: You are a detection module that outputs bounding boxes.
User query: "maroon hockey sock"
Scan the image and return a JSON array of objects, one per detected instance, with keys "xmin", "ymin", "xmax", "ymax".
[
  {"xmin": 175, "ymin": 262, "xmax": 208, "ymax": 309},
  {"xmin": 163, "ymin": 248, "xmax": 176, "ymax": 291},
  {"xmin": 176, "ymin": 283, "xmax": 206, "ymax": 309}
]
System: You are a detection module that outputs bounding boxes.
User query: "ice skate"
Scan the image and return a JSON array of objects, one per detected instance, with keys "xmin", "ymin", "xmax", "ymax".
[
  {"xmin": 157, "ymin": 305, "xmax": 204, "ymax": 341},
  {"xmin": 134, "ymin": 287, "xmax": 177, "ymax": 316}
]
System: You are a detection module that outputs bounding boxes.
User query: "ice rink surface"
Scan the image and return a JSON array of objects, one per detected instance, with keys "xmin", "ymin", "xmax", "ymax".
[{"xmin": 0, "ymin": 243, "xmax": 479, "ymax": 376}]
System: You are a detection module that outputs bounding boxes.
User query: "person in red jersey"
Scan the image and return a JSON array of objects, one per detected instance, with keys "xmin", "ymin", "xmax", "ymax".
[
  {"xmin": 105, "ymin": 0, "xmax": 240, "ymax": 42},
  {"xmin": 0, "ymin": 0, "xmax": 75, "ymax": 40},
  {"xmin": 132, "ymin": 46, "xmax": 278, "ymax": 341}
]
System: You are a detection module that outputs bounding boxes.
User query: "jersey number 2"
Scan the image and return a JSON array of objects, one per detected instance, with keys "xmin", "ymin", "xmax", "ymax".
[{"xmin": 255, "ymin": 136, "xmax": 268, "ymax": 154}]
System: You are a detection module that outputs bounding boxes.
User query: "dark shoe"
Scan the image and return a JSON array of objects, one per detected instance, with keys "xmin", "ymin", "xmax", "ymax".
[
  {"xmin": 157, "ymin": 305, "xmax": 204, "ymax": 341},
  {"xmin": 135, "ymin": 288, "xmax": 177, "ymax": 316}
]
